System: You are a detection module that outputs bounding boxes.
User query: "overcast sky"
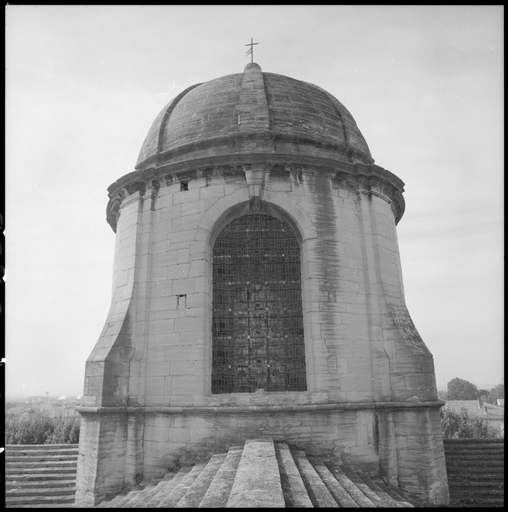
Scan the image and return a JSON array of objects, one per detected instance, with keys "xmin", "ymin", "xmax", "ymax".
[{"xmin": 5, "ymin": 5, "xmax": 503, "ymax": 398}]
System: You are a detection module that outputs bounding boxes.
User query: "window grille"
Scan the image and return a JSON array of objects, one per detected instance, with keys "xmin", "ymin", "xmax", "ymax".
[{"xmin": 212, "ymin": 213, "xmax": 306, "ymax": 393}]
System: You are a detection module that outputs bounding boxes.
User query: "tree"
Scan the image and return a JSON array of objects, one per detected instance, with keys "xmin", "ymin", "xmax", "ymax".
[
  {"xmin": 440, "ymin": 406, "xmax": 501, "ymax": 439},
  {"xmin": 5, "ymin": 413, "xmax": 56, "ymax": 444},
  {"xmin": 5, "ymin": 412, "xmax": 80, "ymax": 444},
  {"xmin": 446, "ymin": 377, "xmax": 479, "ymax": 400},
  {"xmin": 477, "ymin": 389, "xmax": 490, "ymax": 401},
  {"xmin": 45, "ymin": 416, "xmax": 80, "ymax": 444},
  {"xmin": 487, "ymin": 383, "xmax": 504, "ymax": 405}
]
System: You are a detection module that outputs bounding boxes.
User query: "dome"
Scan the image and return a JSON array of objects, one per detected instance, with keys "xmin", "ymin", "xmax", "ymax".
[{"xmin": 135, "ymin": 63, "xmax": 374, "ymax": 171}]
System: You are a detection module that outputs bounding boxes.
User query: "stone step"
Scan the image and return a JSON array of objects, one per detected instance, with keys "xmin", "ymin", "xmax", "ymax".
[
  {"xmin": 450, "ymin": 502, "xmax": 504, "ymax": 508},
  {"xmin": 291, "ymin": 449, "xmax": 339, "ymax": 508},
  {"xmin": 274, "ymin": 442, "xmax": 313, "ymax": 508},
  {"xmin": 6, "ymin": 439, "xmax": 441, "ymax": 508},
  {"xmin": 227, "ymin": 439, "xmax": 285, "ymax": 508},
  {"xmin": 6, "ymin": 468, "xmax": 76, "ymax": 482},
  {"xmin": 360, "ymin": 474, "xmax": 412, "ymax": 508},
  {"xmin": 370, "ymin": 478, "xmax": 420, "ymax": 508},
  {"xmin": 444, "ymin": 446, "xmax": 504, "ymax": 454},
  {"xmin": 447, "ymin": 460, "xmax": 504, "ymax": 468},
  {"xmin": 6, "ymin": 444, "xmax": 79, "ymax": 451},
  {"xmin": 445, "ymin": 452, "xmax": 504, "ymax": 460},
  {"xmin": 7, "ymin": 460, "xmax": 78, "ymax": 469},
  {"xmin": 158, "ymin": 463, "xmax": 208, "ymax": 507},
  {"xmin": 111, "ymin": 486, "xmax": 147, "ymax": 508},
  {"xmin": 7, "ymin": 444, "xmax": 78, "ymax": 509},
  {"xmin": 5, "ymin": 494, "xmax": 75, "ymax": 507},
  {"xmin": 110, "ymin": 488, "xmax": 145, "ymax": 508},
  {"xmin": 198, "ymin": 445, "xmax": 243, "ymax": 508},
  {"xmin": 446, "ymin": 462, "xmax": 505, "ymax": 471},
  {"xmin": 307, "ymin": 456, "xmax": 359, "ymax": 508},
  {"xmin": 448, "ymin": 478, "xmax": 504, "ymax": 488},
  {"xmin": 444, "ymin": 439, "xmax": 504, "ymax": 445},
  {"xmin": 122, "ymin": 478, "xmax": 164, "ymax": 508},
  {"xmin": 142, "ymin": 467, "xmax": 192, "ymax": 508},
  {"xmin": 135, "ymin": 473, "xmax": 176, "ymax": 508},
  {"xmin": 175, "ymin": 453, "xmax": 227, "ymax": 508},
  {"xmin": 449, "ymin": 487, "xmax": 504, "ymax": 497},
  {"xmin": 325, "ymin": 462, "xmax": 377, "ymax": 508},
  {"xmin": 6, "ymin": 486, "xmax": 76, "ymax": 498},
  {"xmin": 6, "ymin": 454, "xmax": 78, "ymax": 463},
  {"xmin": 446, "ymin": 455, "xmax": 504, "ymax": 462},
  {"xmin": 83, "ymin": 439, "xmax": 428, "ymax": 509},
  {"xmin": 340, "ymin": 465, "xmax": 394, "ymax": 508},
  {"xmin": 6, "ymin": 503, "xmax": 74, "ymax": 508},
  {"xmin": 448, "ymin": 467, "xmax": 504, "ymax": 483},
  {"xmin": 6, "ymin": 479, "xmax": 76, "ymax": 489},
  {"xmin": 102, "ymin": 491, "xmax": 130, "ymax": 508},
  {"xmin": 445, "ymin": 460, "xmax": 504, "ymax": 470},
  {"xmin": 448, "ymin": 479, "xmax": 504, "ymax": 488}
]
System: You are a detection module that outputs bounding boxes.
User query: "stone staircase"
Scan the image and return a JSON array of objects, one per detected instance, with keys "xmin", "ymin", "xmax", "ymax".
[
  {"xmin": 5, "ymin": 444, "xmax": 79, "ymax": 508},
  {"xmin": 95, "ymin": 439, "xmax": 420, "ymax": 508},
  {"xmin": 8, "ymin": 438, "xmax": 503, "ymax": 507},
  {"xmin": 444, "ymin": 438, "xmax": 504, "ymax": 508}
]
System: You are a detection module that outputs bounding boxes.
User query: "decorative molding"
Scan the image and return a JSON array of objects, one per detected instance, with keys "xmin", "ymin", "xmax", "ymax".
[
  {"xmin": 76, "ymin": 400, "xmax": 445, "ymax": 416},
  {"xmin": 106, "ymin": 159, "xmax": 405, "ymax": 232},
  {"xmin": 335, "ymin": 165, "xmax": 406, "ymax": 224}
]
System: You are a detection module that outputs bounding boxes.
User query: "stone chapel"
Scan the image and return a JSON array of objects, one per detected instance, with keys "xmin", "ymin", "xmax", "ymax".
[{"xmin": 75, "ymin": 62, "xmax": 449, "ymax": 505}]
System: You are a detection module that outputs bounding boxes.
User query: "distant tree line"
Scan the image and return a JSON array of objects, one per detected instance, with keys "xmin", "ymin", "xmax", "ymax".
[
  {"xmin": 443, "ymin": 378, "xmax": 504, "ymax": 402},
  {"xmin": 440, "ymin": 407, "xmax": 502, "ymax": 439},
  {"xmin": 5, "ymin": 412, "xmax": 80, "ymax": 444},
  {"xmin": 439, "ymin": 378, "xmax": 504, "ymax": 439}
]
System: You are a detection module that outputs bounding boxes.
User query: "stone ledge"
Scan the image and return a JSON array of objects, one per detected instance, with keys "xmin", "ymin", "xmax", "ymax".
[{"xmin": 76, "ymin": 400, "xmax": 444, "ymax": 415}]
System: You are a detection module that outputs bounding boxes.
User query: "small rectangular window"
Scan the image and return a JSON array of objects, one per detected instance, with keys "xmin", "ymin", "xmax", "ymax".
[
  {"xmin": 180, "ymin": 180, "xmax": 189, "ymax": 191},
  {"xmin": 177, "ymin": 294, "xmax": 187, "ymax": 309}
]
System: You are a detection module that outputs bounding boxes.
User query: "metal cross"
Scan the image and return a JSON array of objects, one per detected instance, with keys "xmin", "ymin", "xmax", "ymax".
[{"xmin": 245, "ymin": 38, "xmax": 259, "ymax": 63}]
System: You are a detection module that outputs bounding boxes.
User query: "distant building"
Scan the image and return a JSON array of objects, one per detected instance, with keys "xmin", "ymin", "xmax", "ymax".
[
  {"xmin": 445, "ymin": 399, "xmax": 504, "ymax": 435},
  {"xmin": 39, "ymin": 396, "xmax": 82, "ymax": 419}
]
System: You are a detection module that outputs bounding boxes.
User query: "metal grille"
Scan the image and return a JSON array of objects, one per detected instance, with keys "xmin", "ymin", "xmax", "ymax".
[{"xmin": 212, "ymin": 214, "xmax": 306, "ymax": 393}]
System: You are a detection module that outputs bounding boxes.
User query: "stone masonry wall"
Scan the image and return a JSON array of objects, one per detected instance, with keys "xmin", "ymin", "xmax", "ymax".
[
  {"xmin": 135, "ymin": 165, "xmax": 413, "ymax": 408},
  {"xmin": 142, "ymin": 408, "xmax": 378, "ymax": 480},
  {"xmin": 77, "ymin": 161, "xmax": 446, "ymax": 505}
]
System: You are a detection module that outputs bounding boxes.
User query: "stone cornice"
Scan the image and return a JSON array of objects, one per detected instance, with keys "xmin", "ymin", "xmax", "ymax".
[
  {"xmin": 335, "ymin": 164, "xmax": 406, "ymax": 225},
  {"xmin": 106, "ymin": 157, "xmax": 405, "ymax": 232},
  {"xmin": 77, "ymin": 400, "xmax": 444, "ymax": 415},
  {"xmin": 135, "ymin": 131, "xmax": 374, "ymax": 172}
]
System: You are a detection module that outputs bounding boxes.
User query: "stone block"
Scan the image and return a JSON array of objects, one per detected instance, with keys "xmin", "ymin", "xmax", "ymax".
[
  {"xmin": 200, "ymin": 182, "xmax": 225, "ymax": 199},
  {"xmin": 173, "ymin": 187, "xmax": 200, "ymax": 204},
  {"xmin": 173, "ymin": 315, "xmax": 202, "ymax": 333},
  {"xmin": 146, "ymin": 377, "xmax": 166, "ymax": 395},
  {"xmin": 177, "ymin": 248, "xmax": 190, "ymax": 263},
  {"xmin": 182, "ymin": 198, "xmax": 205, "ymax": 216},
  {"xmin": 165, "ymin": 260, "xmax": 188, "ymax": 276}
]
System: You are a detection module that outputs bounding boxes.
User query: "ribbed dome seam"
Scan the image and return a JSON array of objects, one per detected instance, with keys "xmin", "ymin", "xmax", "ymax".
[{"xmin": 156, "ymin": 83, "xmax": 203, "ymax": 166}]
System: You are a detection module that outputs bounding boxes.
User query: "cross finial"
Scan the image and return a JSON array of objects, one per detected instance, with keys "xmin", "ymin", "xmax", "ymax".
[{"xmin": 245, "ymin": 37, "xmax": 259, "ymax": 64}]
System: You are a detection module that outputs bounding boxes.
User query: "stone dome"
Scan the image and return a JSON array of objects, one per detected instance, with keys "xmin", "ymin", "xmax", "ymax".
[{"xmin": 135, "ymin": 63, "xmax": 374, "ymax": 172}]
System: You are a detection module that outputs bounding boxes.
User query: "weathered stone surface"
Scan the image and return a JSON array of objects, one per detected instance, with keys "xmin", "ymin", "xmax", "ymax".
[
  {"xmin": 5, "ymin": 444, "xmax": 79, "ymax": 508},
  {"xmin": 78, "ymin": 61, "xmax": 447, "ymax": 507},
  {"xmin": 175, "ymin": 453, "xmax": 226, "ymax": 508},
  {"xmin": 198, "ymin": 445, "xmax": 243, "ymax": 508},
  {"xmin": 292, "ymin": 450, "xmax": 339, "ymax": 508},
  {"xmin": 226, "ymin": 439, "xmax": 285, "ymax": 508},
  {"xmin": 274, "ymin": 442, "xmax": 313, "ymax": 508}
]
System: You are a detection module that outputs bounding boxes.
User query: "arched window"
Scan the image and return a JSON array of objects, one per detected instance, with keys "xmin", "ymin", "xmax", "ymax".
[{"xmin": 212, "ymin": 213, "xmax": 306, "ymax": 393}]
